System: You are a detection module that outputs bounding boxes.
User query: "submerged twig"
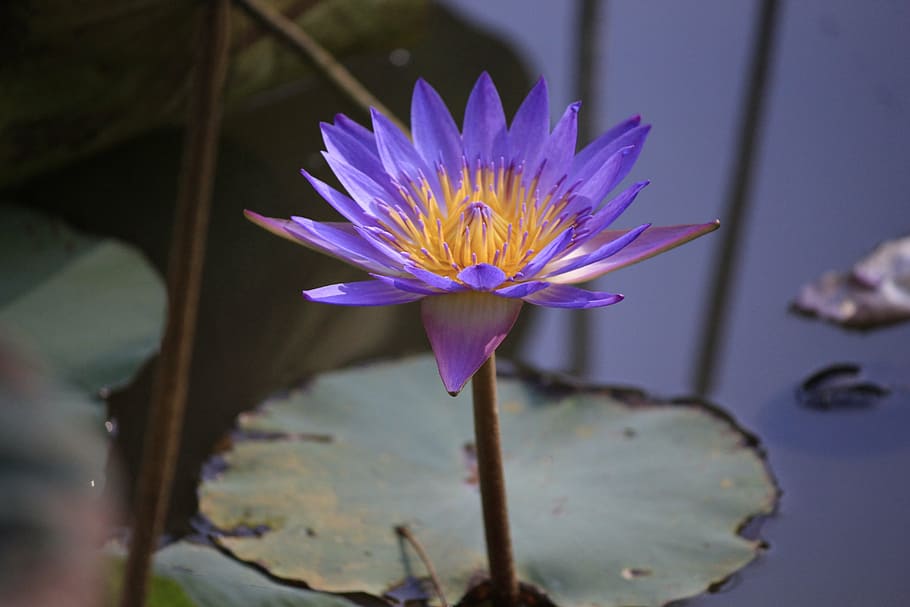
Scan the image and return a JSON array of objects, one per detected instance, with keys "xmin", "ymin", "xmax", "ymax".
[
  {"xmin": 118, "ymin": 1, "xmax": 231, "ymax": 606},
  {"xmin": 692, "ymin": 0, "xmax": 781, "ymax": 395},
  {"xmin": 471, "ymin": 354, "xmax": 519, "ymax": 607},
  {"xmin": 395, "ymin": 524, "xmax": 449, "ymax": 607},
  {"xmin": 233, "ymin": 0, "xmax": 408, "ymax": 133}
]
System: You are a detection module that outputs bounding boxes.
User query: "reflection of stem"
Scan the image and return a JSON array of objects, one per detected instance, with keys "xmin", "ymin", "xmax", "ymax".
[
  {"xmin": 569, "ymin": 0, "xmax": 603, "ymax": 377},
  {"xmin": 471, "ymin": 354, "xmax": 519, "ymax": 607},
  {"xmin": 395, "ymin": 525, "xmax": 449, "ymax": 607},
  {"xmin": 119, "ymin": 2, "xmax": 231, "ymax": 607},
  {"xmin": 234, "ymin": 0, "xmax": 409, "ymax": 133},
  {"xmin": 692, "ymin": 0, "xmax": 781, "ymax": 396}
]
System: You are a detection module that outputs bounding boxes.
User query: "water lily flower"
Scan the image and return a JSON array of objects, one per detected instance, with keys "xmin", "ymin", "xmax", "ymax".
[{"xmin": 246, "ymin": 74, "xmax": 718, "ymax": 395}]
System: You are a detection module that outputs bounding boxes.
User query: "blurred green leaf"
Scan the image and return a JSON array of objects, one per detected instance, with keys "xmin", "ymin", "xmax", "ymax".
[
  {"xmin": 0, "ymin": 204, "xmax": 165, "ymax": 403},
  {"xmin": 199, "ymin": 356, "xmax": 778, "ymax": 607},
  {"xmin": 106, "ymin": 541, "xmax": 362, "ymax": 607},
  {"xmin": 0, "ymin": 204, "xmax": 165, "ymax": 488}
]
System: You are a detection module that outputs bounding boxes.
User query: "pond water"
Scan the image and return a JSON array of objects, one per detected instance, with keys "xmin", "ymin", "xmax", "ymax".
[
  {"xmin": 12, "ymin": 1, "xmax": 910, "ymax": 605},
  {"xmin": 444, "ymin": 1, "xmax": 910, "ymax": 605}
]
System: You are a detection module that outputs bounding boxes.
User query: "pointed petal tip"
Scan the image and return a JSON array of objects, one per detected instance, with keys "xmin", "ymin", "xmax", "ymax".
[
  {"xmin": 243, "ymin": 209, "xmax": 296, "ymax": 242},
  {"xmin": 421, "ymin": 293, "xmax": 522, "ymax": 397}
]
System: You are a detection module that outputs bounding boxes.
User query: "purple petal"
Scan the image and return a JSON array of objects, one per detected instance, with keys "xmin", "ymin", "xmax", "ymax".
[
  {"xmin": 333, "ymin": 114, "xmax": 377, "ymax": 151},
  {"xmin": 244, "ymin": 209, "xmax": 303, "ymax": 244},
  {"xmin": 289, "ymin": 216, "xmax": 405, "ymax": 271},
  {"xmin": 571, "ymin": 145, "xmax": 632, "ymax": 206},
  {"xmin": 303, "ymin": 280, "xmax": 424, "ymax": 306},
  {"xmin": 351, "ymin": 225, "xmax": 410, "ymax": 266},
  {"xmin": 580, "ymin": 181, "xmax": 649, "ymax": 237},
  {"xmin": 244, "ymin": 210, "xmax": 397, "ymax": 274},
  {"xmin": 405, "ymin": 265, "xmax": 466, "ymax": 293},
  {"xmin": 508, "ymin": 77, "xmax": 549, "ymax": 169},
  {"xmin": 458, "ymin": 263, "xmax": 507, "ymax": 291},
  {"xmin": 309, "ymin": 160, "xmax": 386, "ymax": 221},
  {"xmin": 321, "ymin": 122, "xmax": 396, "ymax": 197},
  {"xmin": 523, "ymin": 284, "xmax": 623, "ymax": 309},
  {"xmin": 463, "ymin": 72, "xmax": 508, "ymax": 164},
  {"xmin": 412, "ymin": 79, "xmax": 463, "ymax": 177},
  {"xmin": 571, "ymin": 115, "xmax": 642, "ymax": 171},
  {"xmin": 371, "ymin": 108, "xmax": 436, "ymax": 192},
  {"xmin": 494, "ymin": 281, "xmax": 550, "ymax": 298},
  {"xmin": 421, "ymin": 293, "xmax": 523, "ymax": 395},
  {"xmin": 535, "ymin": 102, "xmax": 580, "ymax": 193},
  {"xmin": 548, "ymin": 221, "xmax": 721, "ymax": 284},
  {"xmin": 516, "ymin": 228, "xmax": 576, "ymax": 279},
  {"xmin": 570, "ymin": 124, "xmax": 650, "ymax": 196},
  {"xmin": 543, "ymin": 223, "xmax": 650, "ymax": 277},
  {"xmin": 370, "ymin": 273, "xmax": 442, "ymax": 296}
]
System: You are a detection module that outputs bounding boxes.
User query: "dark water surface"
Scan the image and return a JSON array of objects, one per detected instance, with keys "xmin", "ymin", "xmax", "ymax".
[{"xmin": 445, "ymin": 1, "xmax": 910, "ymax": 605}]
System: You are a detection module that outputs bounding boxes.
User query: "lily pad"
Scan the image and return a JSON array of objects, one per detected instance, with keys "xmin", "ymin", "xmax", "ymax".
[
  {"xmin": 0, "ymin": 204, "xmax": 165, "ymax": 405},
  {"xmin": 107, "ymin": 541, "xmax": 362, "ymax": 607},
  {"xmin": 199, "ymin": 357, "xmax": 777, "ymax": 607}
]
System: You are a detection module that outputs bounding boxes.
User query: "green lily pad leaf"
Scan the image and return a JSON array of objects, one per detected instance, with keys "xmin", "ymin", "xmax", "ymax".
[
  {"xmin": 0, "ymin": 204, "xmax": 165, "ymax": 402},
  {"xmin": 199, "ymin": 356, "xmax": 778, "ymax": 607},
  {"xmin": 106, "ymin": 541, "xmax": 362, "ymax": 607}
]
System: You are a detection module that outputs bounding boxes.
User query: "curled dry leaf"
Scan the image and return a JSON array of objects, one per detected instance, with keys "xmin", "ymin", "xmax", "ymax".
[{"xmin": 793, "ymin": 235, "xmax": 910, "ymax": 329}]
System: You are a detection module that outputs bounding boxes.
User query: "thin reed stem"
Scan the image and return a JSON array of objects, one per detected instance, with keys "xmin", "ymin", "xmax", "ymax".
[{"xmin": 118, "ymin": 1, "xmax": 230, "ymax": 605}]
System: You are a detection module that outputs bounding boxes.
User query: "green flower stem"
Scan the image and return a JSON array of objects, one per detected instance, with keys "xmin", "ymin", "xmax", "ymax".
[{"xmin": 471, "ymin": 354, "xmax": 519, "ymax": 607}]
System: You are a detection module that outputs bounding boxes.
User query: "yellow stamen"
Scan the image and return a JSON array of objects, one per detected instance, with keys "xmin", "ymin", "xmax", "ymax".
[{"xmin": 376, "ymin": 164, "xmax": 577, "ymax": 282}]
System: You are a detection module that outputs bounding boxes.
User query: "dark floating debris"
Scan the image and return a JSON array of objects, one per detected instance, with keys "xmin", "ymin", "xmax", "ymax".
[
  {"xmin": 797, "ymin": 363, "xmax": 890, "ymax": 410},
  {"xmin": 792, "ymin": 235, "xmax": 910, "ymax": 329}
]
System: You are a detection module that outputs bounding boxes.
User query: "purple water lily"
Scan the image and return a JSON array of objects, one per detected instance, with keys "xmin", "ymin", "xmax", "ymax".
[{"xmin": 246, "ymin": 74, "xmax": 718, "ymax": 395}]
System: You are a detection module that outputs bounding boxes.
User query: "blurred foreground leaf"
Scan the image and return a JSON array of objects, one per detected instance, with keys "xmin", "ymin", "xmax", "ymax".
[
  {"xmin": 199, "ymin": 356, "xmax": 778, "ymax": 607},
  {"xmin": 106, "ymin": 541, "xmax": 359, "ymax": 607},
  {"xmin": 0, "ymin": 204, "xmax": 165, "ymax": 411}
]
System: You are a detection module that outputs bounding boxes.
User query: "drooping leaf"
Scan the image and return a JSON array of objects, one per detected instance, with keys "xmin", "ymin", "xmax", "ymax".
[
  {"xmin": 0, "ymin": 0, "xmax": 427, "ymax": 188},
  {"xmin": 199, "ymin": 356, "xmax": 778, "ymax": 607},
  {"xmin": 106, "ymin": 541, "xmax": 360, "ymax": 607},
  {"xmin": 792, "ymin": 235, "xmax": 910, "ymax": 329}
]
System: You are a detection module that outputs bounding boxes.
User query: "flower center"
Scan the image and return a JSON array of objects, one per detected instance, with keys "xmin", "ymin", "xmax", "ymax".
[{"xmin": 376, "ymin": 161, "xmax": 581, "ymax": 283}]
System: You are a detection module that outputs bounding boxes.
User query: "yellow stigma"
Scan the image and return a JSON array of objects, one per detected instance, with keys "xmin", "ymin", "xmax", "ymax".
[{"xmin": 375, "ymin": 162, "xmax": 577, "ymax": 282}]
